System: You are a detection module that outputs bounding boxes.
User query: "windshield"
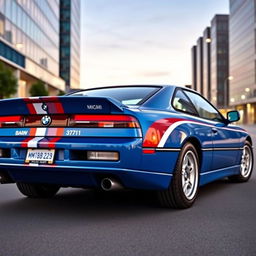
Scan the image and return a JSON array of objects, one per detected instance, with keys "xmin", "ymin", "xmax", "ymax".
[{"xmin": 70, "ymin": 86, "xmax": 161, "ymax": 105}]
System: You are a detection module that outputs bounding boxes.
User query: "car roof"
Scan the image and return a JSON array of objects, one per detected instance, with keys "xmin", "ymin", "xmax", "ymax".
[{"xmin": 68, "ymin": 84, "xmax": 197, "ymax": 94}]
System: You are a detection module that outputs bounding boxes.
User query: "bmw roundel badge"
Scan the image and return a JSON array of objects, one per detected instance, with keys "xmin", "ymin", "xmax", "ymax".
[
  {"xmin": 41, "ymin": 115, "xmax": 52, "ymax": 126},
  {"xmin": 42, "ymin": 103, "xmax": 48, "ymax": 111}
]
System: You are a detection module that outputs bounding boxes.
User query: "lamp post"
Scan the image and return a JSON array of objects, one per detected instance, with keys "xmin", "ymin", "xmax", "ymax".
[{"xmin": 224, "ymin": 76, "xmax": 233, "ymax": 108}]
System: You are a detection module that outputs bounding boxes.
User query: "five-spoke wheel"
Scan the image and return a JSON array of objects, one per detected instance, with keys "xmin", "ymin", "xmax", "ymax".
[
  {"xmin": 240, "ymin": 144, "xmax": 253, "ymax": 178},
  {"xmin": 158, "ymin": 142, "xmax": 199, "ymax": 209},
  {"xmin": 229, "ymin": 141, "xmax": 254, "ymax": 182},
  {"xmin": 181, "ymin": 150, "xmax": 199, "ymax": 200}
]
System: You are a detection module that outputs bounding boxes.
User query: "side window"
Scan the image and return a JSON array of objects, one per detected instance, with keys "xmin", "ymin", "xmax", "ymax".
[
  {"xmin": 184, "ymin": 90, "xmax": 223, "ymax": 121},
  {"xmin": 172, "ymin": 90, "xmax": 198, "ymax": 115}
]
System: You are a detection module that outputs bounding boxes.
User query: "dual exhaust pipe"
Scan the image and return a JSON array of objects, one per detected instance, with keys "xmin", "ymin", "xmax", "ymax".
[{"xmin": 100, "ymin": 178, "xmax": 123, "ymax": 191}]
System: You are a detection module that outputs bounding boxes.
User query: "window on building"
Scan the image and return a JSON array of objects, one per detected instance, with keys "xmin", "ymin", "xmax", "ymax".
[
  {"xmin": 61, "ymin": 0, "xmax": 71, "ymax": 8},
  {"xmin": 0, "ymin": 41, "xmax": 25, "ymax": 67},
  {"xmin": 61, "ymin": 22, "xmax": 70, "ymax": 33}
]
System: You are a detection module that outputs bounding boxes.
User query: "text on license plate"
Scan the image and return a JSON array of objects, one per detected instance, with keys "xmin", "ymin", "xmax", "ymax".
[{"xmin": 25, "ymin": 149, "xmax": 55, "ymax": 164}]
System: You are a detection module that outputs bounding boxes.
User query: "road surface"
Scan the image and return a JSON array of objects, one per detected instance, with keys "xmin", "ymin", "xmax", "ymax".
[{"xmin": 0, "ymin": 126, "xmax": 255, "ymax": 256}]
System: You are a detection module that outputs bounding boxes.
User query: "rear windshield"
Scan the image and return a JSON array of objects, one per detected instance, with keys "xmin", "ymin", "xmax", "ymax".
[{"xmin": 70, "ymin": 86, "xmax": 161, "ymax": 105}]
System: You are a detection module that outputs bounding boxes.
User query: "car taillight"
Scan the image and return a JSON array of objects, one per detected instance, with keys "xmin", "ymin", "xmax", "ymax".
[
  {"xmin": 69, "ymin": 115, "xmax": 140, "ymax": 128},
  {"xmin": 0, "ymin": 116, "xmax": 23, "ymax": 128},
  {"xmin": 143, "ymin": 127, "xmax": 161, "ymax": 148},
  {"xmin": 142, "ymin": 118, "xmax": 181, "ymax": 154}
]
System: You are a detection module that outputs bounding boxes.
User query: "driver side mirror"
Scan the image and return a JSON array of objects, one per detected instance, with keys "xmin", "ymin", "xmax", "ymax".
[{"xmin": 227, "ymin": 110, "xmax": 240, "ymax": 123}]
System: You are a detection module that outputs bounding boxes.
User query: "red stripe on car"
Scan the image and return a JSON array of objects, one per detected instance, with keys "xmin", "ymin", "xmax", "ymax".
[
  {"xmin": 21, "ymin": 128, "xmax": 37, "ymax": 148},
  {"xmin": 143, "ymin": 118, "xmax": 184, "ymax": 148}
]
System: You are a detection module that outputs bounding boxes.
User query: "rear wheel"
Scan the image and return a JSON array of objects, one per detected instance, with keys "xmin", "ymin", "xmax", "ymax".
[
  {"xmin": 158, "ymin": 142, "xmax": 199, "ymax": 209},
  {"xmin": 16, "ymin": 182, "xmax": 60, "ymax": 198},
  {"xmin": 229, "ymin": 141, "xmax": 254, "ymax": 182}
]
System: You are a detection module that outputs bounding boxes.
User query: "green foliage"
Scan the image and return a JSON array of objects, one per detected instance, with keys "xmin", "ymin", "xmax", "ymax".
[
  {"xmin": 58, "ymin": 90, "xmax": 65, "ymax": 96},
  {"xmin": 0, "ymin": 62, "xmax": 18, "ymax": 99},
  {"xmin": 29, "ymin": 81, "xmax": 49, "ymax": 96}
]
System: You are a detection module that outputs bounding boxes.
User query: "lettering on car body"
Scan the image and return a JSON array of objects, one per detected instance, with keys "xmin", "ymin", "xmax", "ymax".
[
  {"xmin": 27, "ymin": 151, "xmax": 53, "ymax": 160},
  {"xmin": 15, "ymin": 130, "xmax": 28, "ymax": 136},
  {"xmin": 65, "ymin": 130, "xmax": 81, "ymax": 136},
  {"xmin": 87, "ymin": 105, "xmax": 103, "ymax": 110}
]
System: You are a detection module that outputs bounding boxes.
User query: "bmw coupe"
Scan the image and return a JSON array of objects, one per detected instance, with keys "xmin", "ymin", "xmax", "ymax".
[{"xmin": 0, "ymin": 85, "xmax": 253, "ymax": 208}]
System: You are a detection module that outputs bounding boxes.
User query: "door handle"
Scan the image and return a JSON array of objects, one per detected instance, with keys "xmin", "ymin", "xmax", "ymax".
[{"xmin": 212, "ymin": 128, "xmax": 218, "ymax": 134}]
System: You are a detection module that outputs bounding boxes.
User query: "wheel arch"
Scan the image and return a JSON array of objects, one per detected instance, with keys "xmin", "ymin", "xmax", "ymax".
[
  {"xmin": 245, "ymin": 135, "xmax": 253, "ymax": 146},
  {"xmin": 182, "ymin": 136, "xmax": 202, "ymax": 168}
]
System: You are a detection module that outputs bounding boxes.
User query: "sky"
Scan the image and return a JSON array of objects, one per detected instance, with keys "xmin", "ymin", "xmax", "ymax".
[{"xmin": 80, "ymin": 0, "xmax": 229, "ymax": 89}]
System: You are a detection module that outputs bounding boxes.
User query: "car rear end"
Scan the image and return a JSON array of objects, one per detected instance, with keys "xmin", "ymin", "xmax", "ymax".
[{"xmin": 0, "ymin": 87, "xmax": 172, "ymax": 190}]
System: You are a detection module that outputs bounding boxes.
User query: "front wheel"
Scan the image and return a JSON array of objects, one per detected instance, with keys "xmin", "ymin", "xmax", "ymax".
[
  {"xmin": 158, "ymin": 142, "xmax": 199, "ymax": 209},
  {"xmin": 17, "ymin": 182, "xmax": 60, "ymax": 198},
  {"xmin": 229, "ymin": 141, "xmax": 254, "ymax": 182}
]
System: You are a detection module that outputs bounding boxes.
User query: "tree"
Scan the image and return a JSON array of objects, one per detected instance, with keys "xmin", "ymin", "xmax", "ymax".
[
  {"xmin": 0, "ymin": 62, "xmax": 18, "ymax": 99},
  {"xmin": 29, "ymin": 81, "xmax": 49, "ymax": 96},
  {"xmin": 58, "ymin": 90, "xmax": 65, "ymax": 96}
]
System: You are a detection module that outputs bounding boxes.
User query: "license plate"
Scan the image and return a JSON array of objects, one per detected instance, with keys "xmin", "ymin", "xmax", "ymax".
[{"xmin": 25, "ymin": 149, "xmax": 55, "ymax": 164}]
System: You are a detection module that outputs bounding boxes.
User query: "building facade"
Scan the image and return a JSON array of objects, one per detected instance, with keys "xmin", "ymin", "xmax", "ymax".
[
  {"xmin": 211, "ymin": 15, "xmax": 229, "ymax": 109},
  {"xmin": 0, "ymin": 0, "xmax": 67, "ymax": 97},
  {"xmin": 229, "ymin": 0, "xmax": 256, "ymax": 124},
  {"xmin": 191, "ymin": 45, "xmax": 197, "ymax": 91},
  {"xmin": 203, "ymin": 27, "xmax": 211, "ymax": 100},
  {"xmin": 196, "ymin": 37, "xmax": 203, "ymax": 96},
  {"xmin": 60, "ymin": 0, "xmax": 80, "ymax": 91},
  {"xmin": 191, "ymin": 15, "xmax": 229, "ymax": 109}
]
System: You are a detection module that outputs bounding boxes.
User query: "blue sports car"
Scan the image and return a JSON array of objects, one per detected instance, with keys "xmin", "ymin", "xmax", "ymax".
[{"xmin": 0, "ymin": 85, "xmax": 253, "ymax": 208}]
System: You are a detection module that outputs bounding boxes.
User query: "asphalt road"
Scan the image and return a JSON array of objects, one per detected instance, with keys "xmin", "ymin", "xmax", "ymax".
[{"xmin": 0, "ymin": 126, "xmax": 256, "ymax": 256}]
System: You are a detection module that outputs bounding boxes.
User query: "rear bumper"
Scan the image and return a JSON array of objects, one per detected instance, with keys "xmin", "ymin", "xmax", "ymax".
[
  {"xmin": 0, "ymin": 163, "xmax": 172, "ymax": 190},
  {"xmin": 0, "ymin": 137, "xmax": 179, "ymax": 190}
]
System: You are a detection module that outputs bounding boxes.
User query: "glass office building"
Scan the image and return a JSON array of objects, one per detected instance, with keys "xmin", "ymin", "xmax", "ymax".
[
  {"xmin": 191, "ymin": 46, "xmax": 197, "ymax": 92},
  {"xmin": 0, "ymin": 0, "xmax": 74, "ymax": 97},
  {"xmin": 60, "ymin": 0, "xmax": 80, "ymax": 91},
  {"xmin": 229, "ymin": 0, "xmax": 256, "ymax": 124},
  {"xmin": 191, "ymin": 15, "xmax": 229, "ymax": 109},
  {"xmin": 210, "ymin": 15, "xmax": 229, "ymax": 108},
  {"xmin": 203, "ymin": 27, "xmax": 211, "ymax": 101},
  {"xmin": 196, "ymin": 37, "xmax": 203, "ymax": 96}
]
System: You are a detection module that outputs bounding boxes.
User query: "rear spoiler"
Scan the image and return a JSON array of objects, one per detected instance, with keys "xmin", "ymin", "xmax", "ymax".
[{"xmin": 0, "ymin": 96, "xmax": 125, "ymax": 115}]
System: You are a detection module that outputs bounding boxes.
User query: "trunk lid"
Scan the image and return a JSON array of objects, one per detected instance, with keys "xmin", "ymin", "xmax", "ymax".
[
  {"xmin": 0, "ymin": 96, "xmax": 124, "ymax": 115},
  {"xmin": 0, "ymin": 96, "xmax": 142, "ymax": 139}
]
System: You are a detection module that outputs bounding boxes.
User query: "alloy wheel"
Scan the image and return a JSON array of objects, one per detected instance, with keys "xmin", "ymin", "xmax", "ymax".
[{"xmin": 181, "ymin": 150, "xmax": 199, "ymax": 200}]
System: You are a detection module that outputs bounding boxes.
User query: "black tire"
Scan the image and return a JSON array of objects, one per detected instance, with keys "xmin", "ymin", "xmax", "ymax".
[
  {"xmin": 158, "ymin": 142, "xmax": 200, "ymax": 209},
  {"xmin": 228, "ymin": 141, "xmax": 254, "ymax": 182},
  {"xmin": 16, "ymin": 182, "xmax": 60, "ymax": 198}
]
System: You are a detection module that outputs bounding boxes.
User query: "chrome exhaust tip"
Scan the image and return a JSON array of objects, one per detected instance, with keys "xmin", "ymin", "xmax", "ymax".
[{"xmin": 100, "ymin": 178, "xmax": 123, "ymax": 191}]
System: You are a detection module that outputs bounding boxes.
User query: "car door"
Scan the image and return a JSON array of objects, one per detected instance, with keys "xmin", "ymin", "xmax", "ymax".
[
  {"xmin": 184, "ymin": 90, "xmax": 240, "ymax": 170},
  {"xmin": 172, "ymin": 89, "xmax": 214, "ymax": 173}
]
